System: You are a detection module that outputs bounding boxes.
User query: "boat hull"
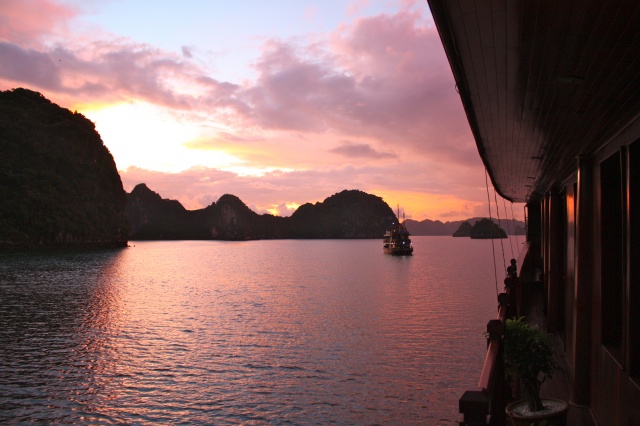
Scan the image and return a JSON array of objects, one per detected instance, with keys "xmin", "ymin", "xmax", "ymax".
[{"xmin": 383, "ymin": 247, "xmax": 413, "ymax": 255}]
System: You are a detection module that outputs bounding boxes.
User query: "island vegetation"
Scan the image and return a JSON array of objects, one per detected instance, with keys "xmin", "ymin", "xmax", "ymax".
[
  {"xmin": 126, "ymin": 184, "xmax": 396, "ymax": 240},
  {"xmin": 452, "ymin": 217, "xmax": 508, "ymax": 239},
  {"xmin": 452, "ymin": 221, "xmax": 473, "ymax": 237},
  {"xmin": 0, "ymin": 88, "xmax": 129, "ymax": 248}
]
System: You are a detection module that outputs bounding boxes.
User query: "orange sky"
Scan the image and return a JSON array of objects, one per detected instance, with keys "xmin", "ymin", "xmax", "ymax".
[{"xmin": 0, "ymin": 0, "xmax": 524, "ymax": 221}]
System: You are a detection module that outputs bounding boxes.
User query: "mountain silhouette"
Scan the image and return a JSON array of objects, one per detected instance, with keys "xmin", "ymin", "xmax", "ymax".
[
  {"xmin": 0, "ymin": 88, "xmax": 128, "ymax": 248},
  {"xmin": 126, "ymin": 185, "xmax": 396, "ymax": 240}
]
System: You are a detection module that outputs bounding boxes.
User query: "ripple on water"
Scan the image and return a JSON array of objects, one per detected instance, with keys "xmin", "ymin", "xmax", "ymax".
[{"xmin": 0, "ymin": 237, "xmax": 512, "ymax": 424}]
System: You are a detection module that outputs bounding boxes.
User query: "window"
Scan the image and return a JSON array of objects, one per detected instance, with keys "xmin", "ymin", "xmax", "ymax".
[
  {"xmin": 600, "ymin": 151, "xmax": 624, "ymax": 359},
  {"xmin": 629, "ymin": 140, "xmax": 640, "ymax": 378}
]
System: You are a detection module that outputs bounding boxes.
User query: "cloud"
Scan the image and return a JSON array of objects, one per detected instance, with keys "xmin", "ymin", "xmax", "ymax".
[
  {"xmin": 0, "ymin": 40, "xmax": 191, "ymax": 107},
  {"xmin": 1, "ymin": 4, "xmax": 471, "ymax": 167},
  {"xmin": 118, "ymin": 152, "xmax": 497, "ymax": 221},
  {"xmin": 346, "ymin": 0, "xmax": 371, "ymax": 18},
  {"xmin": 267, "ymin": 202, "xmax": 299, "ymax": 217},
  {"xmin": 0, "ymin": 34, "xmax": 244, "ymax": 112},
  {"xmin": 0, "ymin": 1, "xmax": 515, "ymax": 221},
  {"xmin": 329, "ymin": 141, "xmax": 396, "ymax": 159},
  {"xmin": 120, "ymin": 165, "xmax": 386, "ymax": 214},
  {"xmin": 0, "ymin": 42, "xmax": 62, "ymax": 90},
  {"xmin": 235, "ymin": 9, "xmax": 477, "ymax": 165},
  {"xmin": 439, "ymin": 210, "xmax": 470, "ymax": 219},
  {"xmin": 120, "ymin": 166, "xmax": 236, "ymax": 209},
  {"xmin": 0, "ymin": 0, "xmax": 78, "ymax": 47},
  {"xmin": 181, "ymin": 46, "xmax": 193, "ymax": 59}
]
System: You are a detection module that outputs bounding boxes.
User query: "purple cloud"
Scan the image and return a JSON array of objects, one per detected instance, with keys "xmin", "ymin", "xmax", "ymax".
[
  {"xmin": 181, "ymin": 46, "xmax": 193, "ymax": 59},
  {"xmin": 330, "ymin": 141, "xmax": 396, "ymax": 159},
  {"xmin": 0, "ymin": 42, "xmax": 62, "ymax": 90},
  {"xmin": 0, "ymin": 1, "xmax": 511, "ymax": 220}
]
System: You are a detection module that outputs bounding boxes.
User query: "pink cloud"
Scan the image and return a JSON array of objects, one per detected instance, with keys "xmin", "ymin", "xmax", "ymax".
[
  {"xmin": 0, "ymin": 1, "xmax": 512, "ymax": 221},
  {"xmin": 346, "ymin": 0, "xmax": 371, "ymax": 18},
  {"xmin": 0, "ymin": 0, "xmax": 78, "ymax": 47},
  {"xmin": 329, "ymin": 141, "xmax": 396, "ymax": 159},
  {"xmin": 0, "ymin": 43, "xmax": 63, "ymax": 90},
  {"xmin": 236, "ymin": 9, "xmax": 477, "ymax": 166},
  {"xmin": 181, "ymin": 46, "xmax": 193, "ymax": 59},
  {"xmin": 118, "ymin": 150, "xmax": 494, "ymax": 219},
  {"xmin": 120, "ymin": 165, "xmax": 384, "ymax": 214},
  {"xmin": 119, "ymin": 162, "xmax": 526, "ymax": 221},
  {"xmin": 1, "ymin": 3, "xmax": 472, "ymax": 168},
  {"xmin": 0, "ymin": 5, "xmax": 244, "ymax": 109}
]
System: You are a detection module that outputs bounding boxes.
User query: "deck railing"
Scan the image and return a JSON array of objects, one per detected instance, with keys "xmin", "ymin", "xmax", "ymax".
[{"xmin": 458, "ymin": 242, "xmax": 532, "ymax": 425}]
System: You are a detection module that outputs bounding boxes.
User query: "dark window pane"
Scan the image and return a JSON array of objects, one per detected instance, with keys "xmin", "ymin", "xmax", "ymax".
[{"xmin": 600, "ymin": 151, "xmax": 623, "ymax": 358}]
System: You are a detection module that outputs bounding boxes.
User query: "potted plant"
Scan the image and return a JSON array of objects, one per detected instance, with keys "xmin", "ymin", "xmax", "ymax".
[{"xmin": 503, "ymin": 316, "xmax": 569, "ymax": 426}]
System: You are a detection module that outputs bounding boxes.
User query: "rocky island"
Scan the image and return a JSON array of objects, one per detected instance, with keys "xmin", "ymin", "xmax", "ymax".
[
  {"xmin": 404, "ymin": 217, "xmax": 525, "ymax": 236},
  {"xmin": 126, "ymin": 184, "xmax": 397, "ymax": 240},
  {"xmin": 1, "ymin": 88, "xmax": 515, "ymax": 246},
  {"xmin": 452, "ymin": 218, "xmax": 508, "ymax": 239},
  {"xmin": 0, "ymin": 88, "xmax": 129, "ymax": 248},
  {"xmin": 452, "ymin": 221, "xmax": 473, "ymax": 237}
]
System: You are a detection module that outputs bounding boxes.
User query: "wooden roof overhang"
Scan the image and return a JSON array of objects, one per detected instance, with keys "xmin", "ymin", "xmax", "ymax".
[{"xmin": 427, "ymin": 0, "xmax": 640, "ymax": 203}]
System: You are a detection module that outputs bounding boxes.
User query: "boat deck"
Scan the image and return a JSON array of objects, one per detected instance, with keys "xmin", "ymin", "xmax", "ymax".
[{"xmin": 524, "ymin": 285, "xmax": 598, "ymax": 426}]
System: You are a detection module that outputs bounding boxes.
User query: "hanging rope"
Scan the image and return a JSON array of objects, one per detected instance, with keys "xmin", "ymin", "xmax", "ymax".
[
  {"xmin": 485, "ymin": 169, "xmax": 499, "ymax": 298},
  {"xmin": 502, "ymin": 197, "xmax": 515, "ymax": 259},
  {"xmin": 491, "ymin": 186, "xmax": 507, "ymax": 276},
  {"xmin": 511, "ymin": 202, "xmax": 520, "ymax": 248}
]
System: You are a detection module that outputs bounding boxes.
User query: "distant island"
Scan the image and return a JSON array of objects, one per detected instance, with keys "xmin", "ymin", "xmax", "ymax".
[
  {"xmin": 126, "ymin": 185, "xmax": 520, "ymax": 241},
  {"xmin": 404, "ymin": 216, "xmax": 524, "ymax": 236},
  {"xmin": 452, "ymin": 218, "xmax": 508, "ymax": 239},
  {"xmin": 452, "ymin": 221, "xmax": 473, "ymax": 237},
  {"xmin": 126, "ymin": 184, "xmax": 396, "ymax": 240},
  {"xmin": 0, "ymin": 88, "xmax": 129, "ymax": 248},
  {"xmin": 1, "ymin": 87, "xmax": 526, "ymax": 247}
]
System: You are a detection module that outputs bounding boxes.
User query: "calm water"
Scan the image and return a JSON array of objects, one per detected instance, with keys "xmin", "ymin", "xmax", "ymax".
[{"xmin": 0, "ymin": 236, "xmax": 522, "ymax": 424}]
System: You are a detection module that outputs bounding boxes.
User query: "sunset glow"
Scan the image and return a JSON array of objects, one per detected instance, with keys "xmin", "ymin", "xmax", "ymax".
[{"xmin": 0, "ymin": 0, "xmax": 524, "ymax": 221}]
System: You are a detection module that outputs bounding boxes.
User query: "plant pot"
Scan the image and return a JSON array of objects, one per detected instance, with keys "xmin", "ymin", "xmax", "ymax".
[{"xmin": 505, "ymin": 398, "xmax": 569, "ymax": 426}]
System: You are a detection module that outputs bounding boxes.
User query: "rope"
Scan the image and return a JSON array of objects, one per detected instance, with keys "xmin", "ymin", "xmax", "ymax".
[
  {"xmin": 492, "ymin": 186, "xmax": 507, "ymax": 275},
  {"xmin": 502, "ymin": 197, "xmax": 515, "ymax": 259},
  {"xmin": 511, "ymin": 202, "xmax": 520, "ymax": 248},
  {"xmin": 485, "ymin": 169, "xmax": 499, "ymax": 298}
]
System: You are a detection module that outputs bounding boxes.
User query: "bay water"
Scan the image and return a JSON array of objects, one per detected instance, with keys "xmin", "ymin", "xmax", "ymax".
[{"xmin": 0, "ymin": 236, "xmax": 522, "ymax": 424}]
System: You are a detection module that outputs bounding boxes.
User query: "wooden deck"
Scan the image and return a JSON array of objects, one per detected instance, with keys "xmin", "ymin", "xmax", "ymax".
[{"xmin": 524, "ymin": 284, "xmax": 598, "ymax": 426}]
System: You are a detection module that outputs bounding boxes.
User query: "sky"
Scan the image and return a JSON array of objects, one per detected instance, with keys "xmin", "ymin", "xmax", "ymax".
[{"xmin": 0, "ymin": 0, "xmax": 524, "ymax": 221}]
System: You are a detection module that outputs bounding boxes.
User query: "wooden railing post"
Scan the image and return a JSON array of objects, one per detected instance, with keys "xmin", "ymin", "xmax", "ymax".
[
  {"xmin": 459, "ymin": 390, "xmax": 488, "ymax": 425},
  {"xmin": 486, "ymin": 319, "xmax": 506, "ymax": 425},
  {"xmin": 498, "ymin": 291, "xmax": 513, "ymax": 319},
  {"xmin": 504, "ymin": 259, "xmax": 519, "ymax": 319}
]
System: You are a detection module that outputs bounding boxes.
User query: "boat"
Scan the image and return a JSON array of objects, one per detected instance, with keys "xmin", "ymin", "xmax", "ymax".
[
  {"xmin": 383, "ymin": 222, "xmax": 413, "ymax": 255},
  {"xmin": 383, "ymin": 209, "xmax": 413, "ymax": 255},
  {"xmin": 428, "ymin": 1, "xmax": 640, "ymax": 424}
]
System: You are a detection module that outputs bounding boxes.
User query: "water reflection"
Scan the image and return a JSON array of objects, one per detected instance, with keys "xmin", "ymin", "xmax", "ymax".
[
  {"xmin": 0, "ymin": 238, "xmax": 514, "ymax": 424},
  {"xmin": 0, "ymin": 249, "xmax": 125, "ymax": 422}
]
